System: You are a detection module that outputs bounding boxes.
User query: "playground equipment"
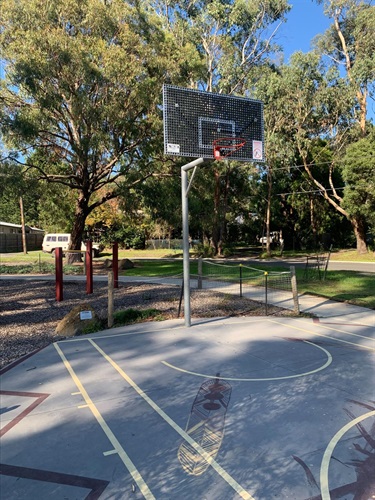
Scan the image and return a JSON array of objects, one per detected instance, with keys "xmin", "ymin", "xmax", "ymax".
[{"xmin": 55, "ymin": 242, "xmax": 119, "ymax": 302}]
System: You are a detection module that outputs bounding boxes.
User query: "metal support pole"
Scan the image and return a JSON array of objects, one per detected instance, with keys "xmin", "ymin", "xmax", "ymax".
[
  {"xmin": 85, "ymin": 241, "xmax": 93, "ymax": 294},
  {"xmin": 181, "ymin": 158, "xmax": 204, "ymax": 327}
]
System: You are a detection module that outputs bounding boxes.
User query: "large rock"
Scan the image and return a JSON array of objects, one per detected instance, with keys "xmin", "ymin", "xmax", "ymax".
[
  {"xmin": 55, "ymin": 303, "xmax": 99, "ymax": 337},
  {"xmin": 104, "ymin": 258, "xmax": 134, "ymax": 270},
  {"xmin": 118, "ymin": 258, "xmax": 134, "ymax": 270}
]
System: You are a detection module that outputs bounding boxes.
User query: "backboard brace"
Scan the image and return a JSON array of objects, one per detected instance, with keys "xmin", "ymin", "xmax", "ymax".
[{"xmin": 163, "ymin": 84, "xmax": 264, "ymax": 162}]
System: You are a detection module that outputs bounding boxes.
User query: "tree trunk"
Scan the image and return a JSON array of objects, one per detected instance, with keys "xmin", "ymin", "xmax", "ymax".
[
  {"xmin": 302, "ymin": 162, "xmax": 368, "ymax": 254},
  {"xmin": 67, "ymin": 193, "xmax": 90, "ymax": 264},
  {"xmin": 351, "ymin": 217, "xmax": 368, "ymax": 255}
]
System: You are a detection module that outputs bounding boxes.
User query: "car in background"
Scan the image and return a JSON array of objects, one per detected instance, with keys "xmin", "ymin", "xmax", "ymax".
[
  {"xmin": 259, "ymin": 231, "xmax": 280, "ymax": 245},
  {"xmin": 42, "ymin": 233, "xmax": 102, "ymax": 257}
]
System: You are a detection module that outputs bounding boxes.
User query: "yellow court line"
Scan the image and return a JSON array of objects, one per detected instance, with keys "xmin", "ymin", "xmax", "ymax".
[
  {"xmin": 53, "ymin": 343, "xmax": 155, "ymax": 500},
  {"xmin": 296, "ymin": 318, "xmax": 375, "ymax": 342},
  {"xmin": 162, "ymin": 340, "xmax": 332, "ymax": 381},
  {"xmin": 267, "ymin": 319, "xmax": 375, "ymax": 352},
  {"xmin": 320, "ymin": 409, "xmax": 375, "ymax": 500},
  {"xmin": 88, "ymin": 339, "xmax": 255, "ymax": 500}
]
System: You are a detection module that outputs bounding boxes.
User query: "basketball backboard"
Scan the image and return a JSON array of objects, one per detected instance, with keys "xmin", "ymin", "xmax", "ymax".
[{"xmin": 163, "ymin": 85, "xmax": 264, "ymax": 162}]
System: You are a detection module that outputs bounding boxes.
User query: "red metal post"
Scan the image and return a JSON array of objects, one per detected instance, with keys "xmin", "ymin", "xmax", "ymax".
[
  {"xmin": 112, "ymin": 242, "xmax": 118, "ymax": 288},
  {"xmin": 86, "ymin": 241, "xmax": 93, "ymax": 294},
  {"xmin": 55, "ymin": 247, "xmax": 63, "ymax": 302}
]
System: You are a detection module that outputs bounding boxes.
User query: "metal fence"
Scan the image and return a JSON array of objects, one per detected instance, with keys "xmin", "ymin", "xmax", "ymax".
[{"xmin": 192, "ymin": 260, "xmax": 299, "ymax": 314}]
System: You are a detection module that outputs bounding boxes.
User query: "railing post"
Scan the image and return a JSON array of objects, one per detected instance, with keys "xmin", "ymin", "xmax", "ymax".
[
  {"xmin": 108, "ymin": 270, "xmax": 114, "ymax": 328},
  {"xmin": 198, "ymin": 258, "xmax": 202, "ymax": 290},
  {"xmin": 85, "ymin": 241, "xmax": 93, "ymax": 294},
  {"xmin": 239, "ymin": 264, "xmax": 243, "ymax": 297},
  {"xmin": 290, "ymin": 265, "xmax": 300, "ymax": 314},
  {"xmin": 112, "ymin": 242, "xmax": 118, "ymax": 289},
  {"xmin": 55, "ymin": 247, "xmax": 63, "ymax": 302}
]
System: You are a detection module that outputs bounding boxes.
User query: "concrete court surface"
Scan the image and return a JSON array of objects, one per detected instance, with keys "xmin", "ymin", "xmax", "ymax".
[{"xmin": 1, "ymin": 314, "xmax": 374, "ymax": 500}]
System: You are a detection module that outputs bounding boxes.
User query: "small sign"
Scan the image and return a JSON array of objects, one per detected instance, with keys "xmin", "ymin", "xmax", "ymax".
[
  {"xmin": 252, "ymin": 140, "xmax": 263, "ymax": 160},
  {"xmin": 167, "ymin": 143, "xmax": 180, "ymax": 153},
  {"xmin": 80, "ymin": 310, "xmax": 92, "ymax": 320}
]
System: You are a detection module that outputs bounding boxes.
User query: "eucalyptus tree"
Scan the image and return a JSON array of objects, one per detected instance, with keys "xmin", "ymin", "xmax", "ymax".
[
  {"xmin": 257, "ymin": 51, "xmax": 371, "ymax": 252},
  {"xmin": 0, "ymin": 0, "xmax": 198, "ymax": 260},
  {"xmin": 314, "ymin": 0, "xmax": 375, "ymax": 134},
  {"xmin": 149, "ymin": 0, "xmax": 290, "ymax": 94}
]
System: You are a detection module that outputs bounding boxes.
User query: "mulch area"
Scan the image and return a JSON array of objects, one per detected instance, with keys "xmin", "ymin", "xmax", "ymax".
[{"xmin": 0, "ymin": 270, "xmax": 294, "ymax": 369}]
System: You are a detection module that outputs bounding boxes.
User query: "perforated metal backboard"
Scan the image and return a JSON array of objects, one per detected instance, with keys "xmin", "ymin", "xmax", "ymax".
[{"xmin": 163, "ymin": 84, "xmax": 264, "ymax": 162}]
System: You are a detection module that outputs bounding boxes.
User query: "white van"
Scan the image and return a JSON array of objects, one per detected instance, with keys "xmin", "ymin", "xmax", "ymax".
[{"xmin": 42, "ymin": 234, "xmax": 102, "ymax": 257}]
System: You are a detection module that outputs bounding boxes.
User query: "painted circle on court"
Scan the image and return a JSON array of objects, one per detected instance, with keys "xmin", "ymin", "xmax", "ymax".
[
  {"xmin": 320, "ymin": 410, "xmax": 375, "ymax": 500},
  {"xmin": 162, "ymin": 340, "xmax": 332, "ymax": 381}
]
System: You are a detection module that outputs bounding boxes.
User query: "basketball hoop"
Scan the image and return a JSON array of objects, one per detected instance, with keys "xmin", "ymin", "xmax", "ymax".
[{"xmin": 213, "ymin": 137, "xmax": 246, "ymax": 160}]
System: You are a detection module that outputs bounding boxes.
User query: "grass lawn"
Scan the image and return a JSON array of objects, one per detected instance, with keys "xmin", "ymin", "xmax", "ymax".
[{"xmin": 295, "ymin": 270, "xmax": 375, "ymax": 309}]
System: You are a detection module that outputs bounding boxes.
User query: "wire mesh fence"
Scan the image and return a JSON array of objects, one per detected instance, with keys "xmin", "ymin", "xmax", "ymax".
[{"xmin": 191, "ymin": 259, "xmax": 299, "ymax": 314}]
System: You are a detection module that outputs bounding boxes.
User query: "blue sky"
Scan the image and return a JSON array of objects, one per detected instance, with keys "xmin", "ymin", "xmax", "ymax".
[{"xmin": 278, "ymin": 0, "xmax": 331, "ymax": 61}]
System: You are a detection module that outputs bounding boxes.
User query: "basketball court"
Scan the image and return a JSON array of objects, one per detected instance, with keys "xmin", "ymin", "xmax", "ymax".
[
  {"xmin": 2, "ymin": 86, "xmax": 374, "ymax": 499},
  {"xmin": 1, "ymin": 314, "xmax": 374, "ymax": 499}
]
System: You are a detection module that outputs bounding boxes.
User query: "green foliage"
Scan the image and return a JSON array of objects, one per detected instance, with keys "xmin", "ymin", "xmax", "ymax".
[
  {"xmin": 0, "ymin": 162, "xmax": 41, "ymax": 226},
  {"xmin": 341, "ymin": 127, "xmax": 375, "ymax": 230},
  {"xmin": 148, "ymin": 0, "xmax": 290, "ymax": 93},
  {"xmin": 0, "ymin": 0, "xmax": 199, "ymax": 253},
  {"xmin": 313, "ymin": 0, "xmax": 374, "ymax": 131},
  {"xmin": 194, "ymin": 243, "xmax": 216, "ymax": 258},
  {"xmin": 113, "ymin": 308, "xmax": 164, "ymax": 326},
  {"xmin": 79, "ymin": 319, "xmax": 105, "ymax": 335},
  {"xmin": 0, "ymin": 262, "xmax": 85, "ymax": 274},
  {"xmin": 0, "ymin": 264, "xmax": 52, "ymax": 274},
  {"xmin": 99, "ymin": 224, "xmax": 146, "ymax": 249}
]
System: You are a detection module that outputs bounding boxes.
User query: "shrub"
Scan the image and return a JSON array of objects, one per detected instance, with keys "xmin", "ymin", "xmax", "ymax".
[{"xmin": 113, "ymin": 308, "xmax": 164, "ymax": 326}]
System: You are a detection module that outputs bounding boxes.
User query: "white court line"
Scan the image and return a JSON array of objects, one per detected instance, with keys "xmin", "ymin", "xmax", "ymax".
[
  {"xmin": 54, "ymin": 343, "xmax": 155, "ymax": 500},
  {"xmin": 162, "ymin": 340, "xmax": 332, "ymax": 381},
  {"xmin": 320, "ymin": 410, "xmax": 375, "ymax": 500},
  {"xmin": 297, "ymin": 319, "xmax": 375, "ymax": 342},
  {"xmin": 267, "ymin": 319, "xmax": 375, "ymax": 352},
  {"xmin": 88, "ymin": 339, "xmax": 255, "ymax": 500}
]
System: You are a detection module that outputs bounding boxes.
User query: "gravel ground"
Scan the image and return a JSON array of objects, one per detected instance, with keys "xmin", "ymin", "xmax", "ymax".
[{"xmin": 0, "ymin": 278, "xmax": 294, "ymax": 369}]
